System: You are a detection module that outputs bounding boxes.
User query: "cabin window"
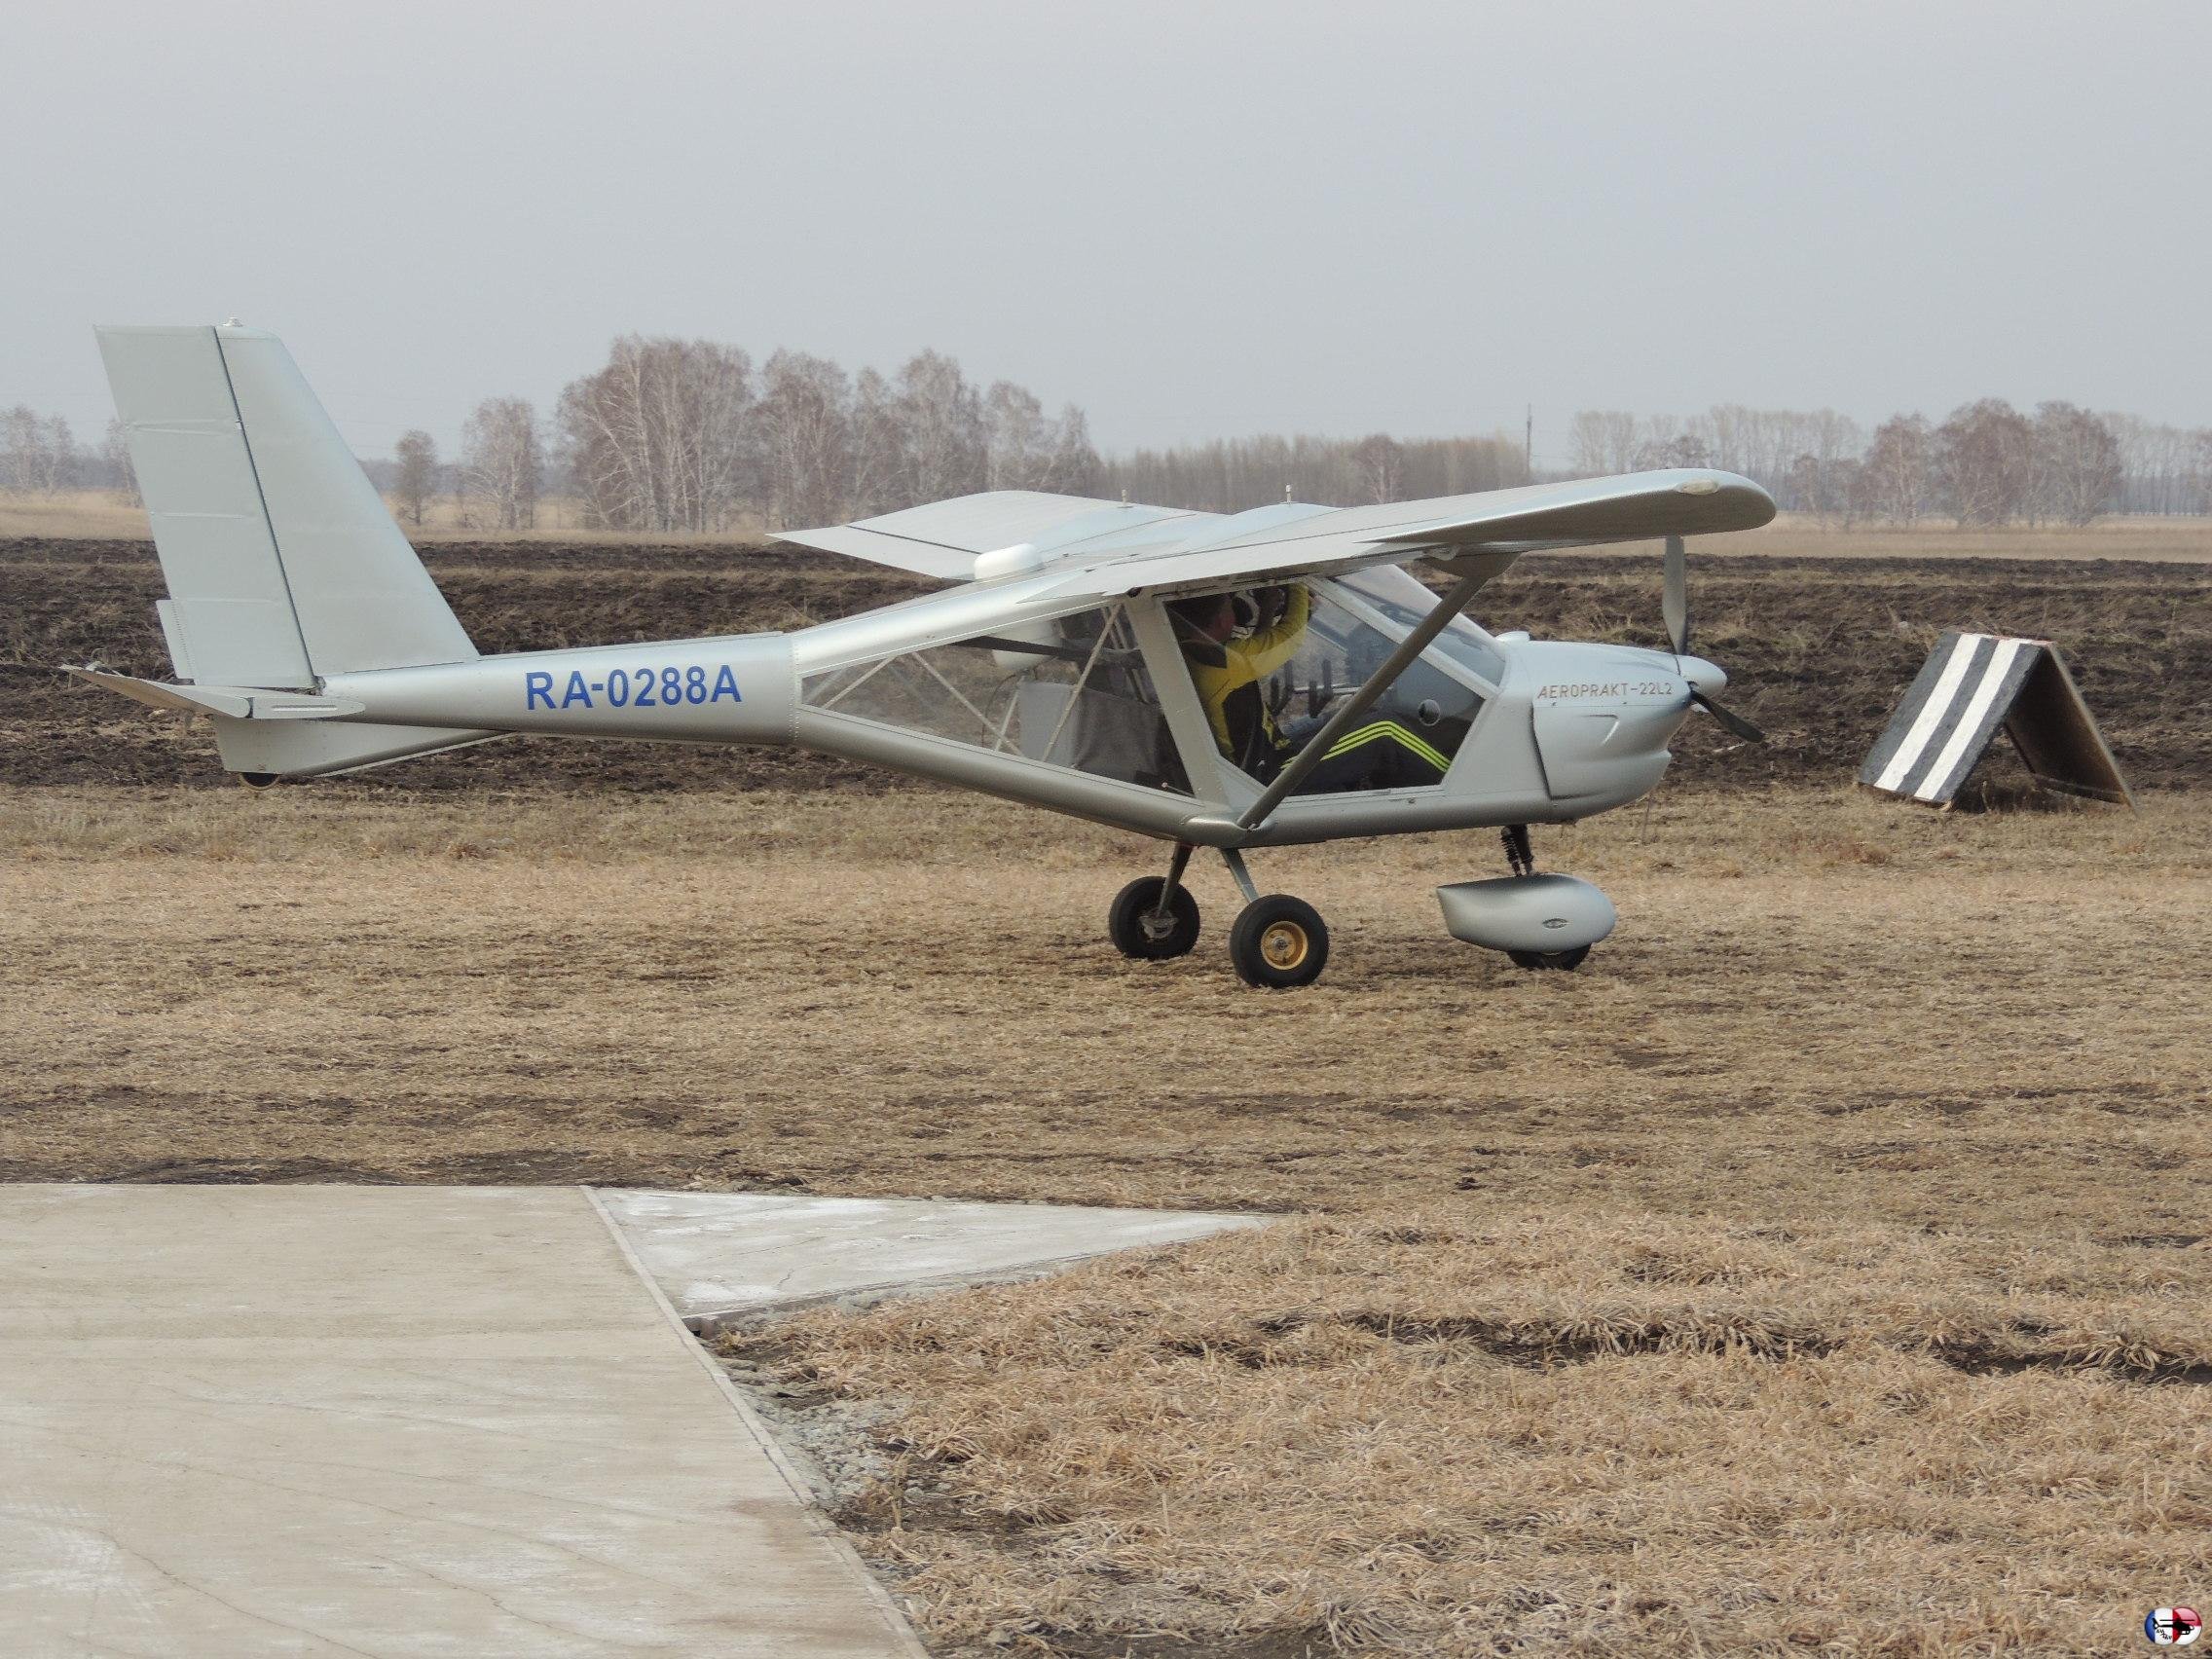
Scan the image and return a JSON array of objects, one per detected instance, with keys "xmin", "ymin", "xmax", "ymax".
[
  {"xmin": 798, "ymin": 604, "xmax": 1191, "ymax": 794},
  {"xmin": 1337, "ymin": 564, "xmax": 1507, "ymax": 686},
  {"xmin": 1163, "ymin": 580, "xmax": 1485, "ymax": 793}
]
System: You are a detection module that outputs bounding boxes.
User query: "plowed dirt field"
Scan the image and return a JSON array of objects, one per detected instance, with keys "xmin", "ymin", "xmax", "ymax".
[{"xmin": 5, "ymin": 536, "xmax": 2206, "ymax": 793}]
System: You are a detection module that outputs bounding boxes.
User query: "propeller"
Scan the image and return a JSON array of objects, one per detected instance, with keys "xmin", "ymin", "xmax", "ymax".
[
  {"xmin": 1663, "ymin": 534, "xmax": 1766, "ymax": 744},
  {"xmin": 1663, "ymin": 535, "xmax": 1690, "ymax": 661},
  {"xmin": 1689, "ymin": 688, "xmax": 1766, "ymax": 744}
]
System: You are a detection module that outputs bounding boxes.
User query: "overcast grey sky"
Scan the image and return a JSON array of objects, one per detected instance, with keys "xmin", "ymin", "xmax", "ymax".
[{"xmin": 4, "ymin": 1, "xmax": 2207, "ymax": 466}]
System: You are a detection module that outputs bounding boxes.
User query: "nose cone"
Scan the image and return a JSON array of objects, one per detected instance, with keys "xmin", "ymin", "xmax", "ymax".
[{"xmin": 1679, "ymin": 655, "xmax": 1727, "ymax": 697}]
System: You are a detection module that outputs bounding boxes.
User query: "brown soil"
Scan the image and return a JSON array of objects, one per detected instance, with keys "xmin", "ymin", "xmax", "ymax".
[{"xmin": 4, "ymin": 536, "xmax": 2205, "ymax": 793}]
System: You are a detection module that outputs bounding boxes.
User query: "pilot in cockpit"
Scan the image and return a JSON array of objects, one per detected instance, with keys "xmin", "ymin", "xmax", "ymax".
[
  {"xmin": 1169, "ymin": 582, "xmax": 1439, "ymax": 792},
  {"xmin": 1167, "ymin": 584, "xmax": 1309, "ymax": 782}
]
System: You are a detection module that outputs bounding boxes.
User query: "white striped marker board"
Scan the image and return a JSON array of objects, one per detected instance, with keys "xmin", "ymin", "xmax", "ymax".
[{"xmin": 1859, "ymin": 632, "xmax": 2132, "ymax": 807}]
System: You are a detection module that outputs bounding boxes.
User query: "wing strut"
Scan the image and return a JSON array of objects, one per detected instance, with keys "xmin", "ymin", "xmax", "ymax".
[{"xmin": 1233, "ymin": 566, "xmax": 1492, "ymax": 831}]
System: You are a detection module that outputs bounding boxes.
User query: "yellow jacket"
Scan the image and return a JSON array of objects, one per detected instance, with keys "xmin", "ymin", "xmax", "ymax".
[{"xmin": 1180, "ymin": 586, "xmax": 1310, "ymax": 761}]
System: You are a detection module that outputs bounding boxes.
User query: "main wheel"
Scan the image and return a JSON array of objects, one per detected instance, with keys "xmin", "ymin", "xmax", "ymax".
[
  {"xmin": 1228, "ymin": 895, "xmax": 1330, "ymax": 989},
  {"xmin": 1507, "ymin": 945, "xmax": 1591, "ymax": 971},
  {"xmin": 1108, "ymin": 878, "xmax": 1200, "ymax": 960}
]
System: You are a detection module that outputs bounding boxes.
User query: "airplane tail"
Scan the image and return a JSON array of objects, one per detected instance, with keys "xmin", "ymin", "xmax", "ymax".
[{"xmin": 92, "ymin": 324, "xmax": 493, "ymax": 778}]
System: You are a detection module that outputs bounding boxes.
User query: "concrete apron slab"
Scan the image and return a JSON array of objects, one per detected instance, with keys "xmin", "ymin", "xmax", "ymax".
[
  {"xmin": 594, "ymin": 1191, "xmax": 1266, "ymax": 1331},
  {"xmin": 0, "ymin": 1184, "xmax": 922, "ymax": 1659}
]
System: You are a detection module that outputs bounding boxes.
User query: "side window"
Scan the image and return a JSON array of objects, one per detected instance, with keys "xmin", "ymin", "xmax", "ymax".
[
  {"xmin": 1337, "ymin": 564, "xmax": 1507, "ymax": 686},
  {"xmin": 1165, "ymin": 581, "xmax": 1484, "ymax": 793},
  {"xmin": 799, "ymin": 605, "xmax": 1191, "ymax": 794}
]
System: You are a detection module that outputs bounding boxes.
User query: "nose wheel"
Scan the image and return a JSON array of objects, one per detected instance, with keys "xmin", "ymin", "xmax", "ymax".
[{"xmin": 1508, "ymin": 945, "xmax": 1590, "ymax": 972}]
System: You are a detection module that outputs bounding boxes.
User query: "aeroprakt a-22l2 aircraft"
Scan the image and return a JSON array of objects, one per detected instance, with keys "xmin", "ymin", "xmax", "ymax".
[{"xmin": 74, "ymin": 324, "xmax": 1775, "ymax": 987}]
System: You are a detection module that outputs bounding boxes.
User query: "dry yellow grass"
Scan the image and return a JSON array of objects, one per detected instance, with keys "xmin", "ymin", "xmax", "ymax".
[
  {"xmin": 2, "ymin": 782, "xmax": 2205, "ymax": 1654},
  {"xmin": 9, "ymin": 487, "xmax": 2208, "ymax": 559},
  {"xmin": 0, "ymin": 489, "xmax": 763, "ymax": 545},
  {"xmin": 0, "ymin": 490, "xmax": 153, "ymax": 540},
  {"xmin": 1691, "ymin": 513, "xmax": 2212, "ymax": 563},
  {"xmin": 759, "ymin": 1214, "xmax": 2208, "ymax": 1655}
]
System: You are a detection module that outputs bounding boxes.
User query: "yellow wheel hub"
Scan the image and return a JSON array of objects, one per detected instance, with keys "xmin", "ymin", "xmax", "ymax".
[{"xmin": 1260, "ymin": 921, "xmax": 1309, "ymax": 970}]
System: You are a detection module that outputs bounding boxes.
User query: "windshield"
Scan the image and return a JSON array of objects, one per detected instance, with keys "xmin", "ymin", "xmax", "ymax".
[
  {"xmin": 1165, "ymin": 582, "xmax": 1484, "ymax": 793},
  {"xmin": 1337, "ymin": 565, "xmax": 1507, "ymax": 687}
]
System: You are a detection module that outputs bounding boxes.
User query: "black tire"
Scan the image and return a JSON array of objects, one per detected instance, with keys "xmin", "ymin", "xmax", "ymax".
[
  {"xmin": 1507, "ymin": 945, "xmax": 1591, "ymax": 972},
  {"xmin": 1228, "ymin": 895, "xmax": 1330, "ymax": 989},
  {"xmin": 1108, "ymin": 878, "xmax": 1200, "ymax": 960}
]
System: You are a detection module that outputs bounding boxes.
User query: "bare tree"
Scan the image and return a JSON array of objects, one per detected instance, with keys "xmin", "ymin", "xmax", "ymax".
[
  {"xmin": 558, "ymin": 337, "xmax": 755, "ymax": 533},
  {"xmin": 984, "ymin": 382, "xmax": 1054, "ymax": 491},
  {"xmin": 102, "ymin": 418, "xmax": 139, "ymax": 505},
  {"xmin": 1632, "ymin": 421, "xmax": 1713, "ymax": 470},
  {"xmin": 392, "ymin": 429, "xmax": 439, "ymax": 527},
  {"xmin": 1935, "ymin": 399, "xmax": 2034, "ymax": 527},
  {"xmin": 1860, "ymin": 414, "xmax": 1931, "ymax": 524},
  {"xmin": 892, "ymin": 351, "xmax": 986, "ymax": 506},
  {"xmin": 755, "ymin": 351, "xmax": 853, "ymax": 529},
  {"xmin": 1096, "ymin": 428, "xmax": 1523, "ymax": 512},
  {"xmin": 1046, "ymin": 404, "xmax": 1102, "ymax": 495},
  {"xmin": 2106, "ymin": 415, "xmax": 2205, "ymax": 515},
  {"xmin": 1, "ymin": 406, "xmax": 41, "ymax": 492},
  {"xmin": 1567, "ymin": 410, "xmax": 1640, "ymax": 476},
  {"xmin": 1349, "ymin": 433, "xmax": 1406, "ymax": 503},
  {"xmin": 2, "ymin": 407, "xmax": 76, "ymax": 494},
  {"xmin": 459, "ymin": 397, "xmax": 541, "ymax": 531},
  {"xmin": 846, "ymin": 368, "xmax": 904, "ymax": 519},
  {"xmin": 2029, "ymin": 401, "xmax": 2120, "ymax": 526}
]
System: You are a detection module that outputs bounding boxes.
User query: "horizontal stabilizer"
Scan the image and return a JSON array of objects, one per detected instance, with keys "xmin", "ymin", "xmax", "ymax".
[
  {"xmin": 66, "ymin": 665, "xmax": 494, "ymax": 780},
  {"xmin": 64, "ymin": 667, "xmax": 365, "ymax": 720}
]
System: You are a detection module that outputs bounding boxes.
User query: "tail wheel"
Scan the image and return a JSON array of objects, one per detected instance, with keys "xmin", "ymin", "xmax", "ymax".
[
  {"xmin": 1229, "ymin": 895, "xmax": 1330, "ymax": 989},
  {"xmin": 1508, "ymin": 945, "xmax": 1591, "ymax": 971},
  {"xmin": 1108, "ymin": 878, "xmax": 1200, "ymax": 960}
]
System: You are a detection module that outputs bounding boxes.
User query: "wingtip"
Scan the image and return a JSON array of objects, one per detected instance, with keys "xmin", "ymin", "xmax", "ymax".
[{"xmin": 1672, "ymin": 469, "xmax": 1778, "ymax": 530}]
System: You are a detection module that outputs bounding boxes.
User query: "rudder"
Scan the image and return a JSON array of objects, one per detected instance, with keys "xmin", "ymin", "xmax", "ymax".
[{"xmin": 96, "ymin": 323, "xmax": 478, "ymax": 686}]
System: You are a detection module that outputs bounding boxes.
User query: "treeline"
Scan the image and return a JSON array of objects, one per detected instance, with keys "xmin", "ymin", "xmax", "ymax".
[
  {"xmin": 378, "ymin": 339, "xmax": 1104, "ymax": 535},
  {"xmin": 10, "ymin": 339, "xmax": 2212, "ymax": 531},
  {"xmin": 1100, "ymin": 433, "xmax": 1531, "ymax": 514},
  {"xmin": 1566, "ymin": 402, "xmax": 2212, "ymax": 527},
  {"xmin": 371, "ymin": 339, "xmax": 1536, "ymax": 534},
  {"xmin": 0, "ymin": 408, "xmax": 135, "ymax": 499}
]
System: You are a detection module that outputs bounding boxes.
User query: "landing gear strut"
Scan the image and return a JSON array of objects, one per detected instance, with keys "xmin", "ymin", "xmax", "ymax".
[
  {"xmin": 1107, "ymin": 844, "xmax": 1331, "ymax": 987},
  {"xmin": 1497, "ymin": 823, "xmax": 1591, "ymax": 971},
  {"xmin": 1108, "ymin": 841, "xmax": 1200, "ymax": 960}
]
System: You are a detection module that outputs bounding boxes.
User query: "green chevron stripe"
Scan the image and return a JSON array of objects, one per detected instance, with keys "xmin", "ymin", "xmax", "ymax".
[{"xmin": 1320, "ymin": 720, "xmax": 1452, "ymax": 773}]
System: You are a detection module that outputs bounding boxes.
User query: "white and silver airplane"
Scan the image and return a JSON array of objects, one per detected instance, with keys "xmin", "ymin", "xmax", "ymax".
[{"xmin": 74, "ymin": 324, "xmax": 1773, "ymax": 987}]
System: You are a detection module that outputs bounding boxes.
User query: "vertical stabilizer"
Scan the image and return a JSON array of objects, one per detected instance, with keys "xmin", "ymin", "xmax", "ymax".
[{"xmin": 96, "ymin": 324, "xmax": 477, "ymax": 687}]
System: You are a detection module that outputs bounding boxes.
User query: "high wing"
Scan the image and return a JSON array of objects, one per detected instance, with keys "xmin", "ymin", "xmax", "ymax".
[
  {"xmin": 775, "ymin": 491, "xmax": 1213, "ymax": 579},
  {"xmin": 775, "ymin": 469, "xmax": 1775, "ymax": 600},
  {"xmin": 1038, "ymin": 470, "xmax": 1775, "ymax": 601}
]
